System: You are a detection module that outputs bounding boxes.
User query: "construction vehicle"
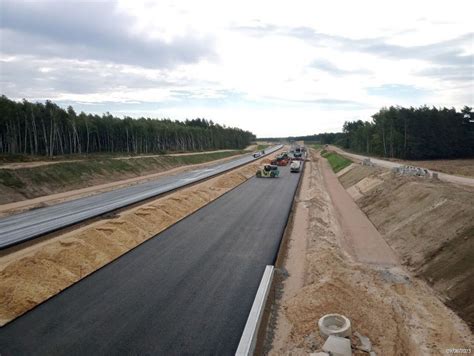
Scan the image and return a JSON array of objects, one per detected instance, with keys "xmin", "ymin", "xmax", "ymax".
[
  {"xmin": 290, "ymin": 160, "xmax": 301, "ymax": 173},
  {"xmin": 292, "ymin": 151, "xmax": 304, "ymax": 161},
  {"xmin": 256, "ymin": 165, "xmax": 280, "ymax": 178},
  {"xmin": 271, "ymin": 153, "xmax": 290, "ymax": 166}
]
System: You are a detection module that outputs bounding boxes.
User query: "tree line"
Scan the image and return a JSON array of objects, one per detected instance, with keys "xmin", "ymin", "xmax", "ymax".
[
  {"xmin": 340, "ymin": 106, "xmax": 473, "ymax": 160},
  {"xmin": 260, "ymin": 132, "xmax": 345, "ymax": 145},
  {"xmin": 262, "ymin": 105, "xmax": 473, "ymax": 160},
  {"xmin": 0, "ymin": 96, "xmax": 255, "ymax": 157}
]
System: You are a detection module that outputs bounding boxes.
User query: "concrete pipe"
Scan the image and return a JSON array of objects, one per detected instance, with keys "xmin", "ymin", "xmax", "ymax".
[{"xmin": 318, "ymin": 314, "xmax": 352, "ymax": 339}]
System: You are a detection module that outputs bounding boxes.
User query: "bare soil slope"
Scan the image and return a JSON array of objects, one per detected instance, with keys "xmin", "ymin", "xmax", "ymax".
[
  {"xmin": 0, "ymin": 150, "xmax": 245, "ymax": 205},
  {"xmin": 340, "ymin": 164, "xmax": 474, "ymax": 330},
  {"xmin": 266, "ymin": 150, "xmax": 473, "ymax": 355}
]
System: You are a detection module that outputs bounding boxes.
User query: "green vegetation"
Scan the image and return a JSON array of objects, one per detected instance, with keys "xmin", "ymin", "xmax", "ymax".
[
  {"xmin": 312, "ymin": 143, "xmax": 322, "ymax": 150},
  {"xmin": 321, "ymin": 151, "xmax": 352, "ymax": 173},
  {"xmin": 0, "ymin": 170, "xmax": 26, "ymax": 188},
  {"xmin": 0, "ymin": 95, "xmax": 255, "ymax": 157},
  {"xmin": 261, "ymin": 105, "xmax": 474, "ymax": 160},
  {"xmin": 256, "ymin": 144, "xmax": 269, "ymax": 151},
  {"xmin": 340, "ymin": 106, "xmax": 474, "ymax": 160},
  {"xmin": 0, "ymin": 150, "xmax": 245, "ymax": 200}
]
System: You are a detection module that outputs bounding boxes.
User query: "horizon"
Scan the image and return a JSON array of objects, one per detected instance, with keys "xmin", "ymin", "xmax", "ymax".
[{"xmin": 1, "ymin": 0, "xmax": 473, "ymax": 137}]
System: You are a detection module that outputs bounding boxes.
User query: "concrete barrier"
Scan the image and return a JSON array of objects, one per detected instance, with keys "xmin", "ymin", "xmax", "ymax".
[{"xmin": 235, "ymin": 265, "xmax": 274, "ymax": 356}]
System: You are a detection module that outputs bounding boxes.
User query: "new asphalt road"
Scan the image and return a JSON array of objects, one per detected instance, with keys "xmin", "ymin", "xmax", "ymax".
[
  {"xmin": 0, "ymin": 145, "xmax": 282, "ymax": 249},
  {"xmin": 0, "ymin": 164, "xmax": 302, "ymax": 355}
]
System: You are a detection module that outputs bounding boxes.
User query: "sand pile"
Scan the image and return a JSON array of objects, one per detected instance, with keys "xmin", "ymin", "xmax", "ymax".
[{"xmin": 0, "ymin": 153, "xmax": 277, "ymax": 326}]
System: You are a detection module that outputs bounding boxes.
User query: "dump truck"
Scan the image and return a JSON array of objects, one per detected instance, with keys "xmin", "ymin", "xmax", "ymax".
[{"xmin": 256, "ymin": 164, "xmax": 280, "ymax": 178}]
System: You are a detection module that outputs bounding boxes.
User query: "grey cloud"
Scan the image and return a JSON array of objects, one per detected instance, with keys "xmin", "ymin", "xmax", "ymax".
[
  {"xmin": 0, "ymin": 0, "xmax": 214, "ymax": 68},
  {"xmin": 234, "ymin": 23, "xmax": 473, "ymax": 82},
  {"xmin": 360, "ymin": 33, "xmax": 473, "ymax": 66},
  {"xmin": 418, "ymin": 65, "xmax": 473, "ymax": 83},
  {"xmin": 0, "ymin": 57, "xmax": 180, "ymax": 99},
  {"xmin": 310, "ymin": 59, "xmax": 370, "ymax": 76},
  {"xmin": 269, "ymin": 96, "xmax": 370, "ymax": 109},
  {"xmin": 310, "ymin": 98, "xmax": 370, "ymax": 109},
  {"xmin": 232, "ymin": 23, "xmax": 280, "ymax": 36}
]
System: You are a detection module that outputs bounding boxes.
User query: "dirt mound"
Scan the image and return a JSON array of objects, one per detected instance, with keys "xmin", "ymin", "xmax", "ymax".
[{"xmin": 342, "ymin": 164, "xmax": 474, "ymax": 330}]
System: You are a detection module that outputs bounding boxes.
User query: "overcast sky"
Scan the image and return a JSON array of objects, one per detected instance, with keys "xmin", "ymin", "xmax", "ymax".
[{"xmin": 1, "ymin": 0, "xmax": 472, "ymax": 137}]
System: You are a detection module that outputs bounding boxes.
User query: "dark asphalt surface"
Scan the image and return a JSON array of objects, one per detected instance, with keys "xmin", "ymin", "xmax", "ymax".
[
  {"xmin": 0, "ymin": 145, "xmax": 282, "ymax": 249},
  {"xmin": 0, "ymin": 164, "xmax": 302, "ymax": 355}
]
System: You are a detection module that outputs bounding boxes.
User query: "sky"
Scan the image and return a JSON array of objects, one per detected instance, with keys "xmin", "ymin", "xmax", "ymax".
[{"xmin": 0, "ymin": 0, "xmax": 473, "ymax": 137}]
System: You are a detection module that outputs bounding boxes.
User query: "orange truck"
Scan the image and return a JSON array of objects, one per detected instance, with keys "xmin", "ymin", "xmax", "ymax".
[{"xmin": 271, "ymin": 153, "xmax": 290, "ymax": 166}]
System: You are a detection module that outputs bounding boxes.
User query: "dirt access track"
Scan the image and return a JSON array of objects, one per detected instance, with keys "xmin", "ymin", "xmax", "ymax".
[
  {"xmin": 0, "ymin": 149, "xmax": 242, "ymax": 170},
  {"xmin": 265, "ymin": 148, "xmax": 473, "ymax": 355},
  {"xmin": 329, "ymin": 145, "xmax": 474, "ymax": 187},
  {"xmin": 0, "ymin": 149, "xmax": 281, "ymax": 326}
]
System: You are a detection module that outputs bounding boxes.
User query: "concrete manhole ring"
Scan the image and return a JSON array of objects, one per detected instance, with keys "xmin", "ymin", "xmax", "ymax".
[{"xmin": 318, "ymin": 313, "xmax": 352, "ymax": 339}]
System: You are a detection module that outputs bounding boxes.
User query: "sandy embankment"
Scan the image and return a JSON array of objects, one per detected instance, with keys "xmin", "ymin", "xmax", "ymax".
[
  {"xmin": 266, "ymin": 149, "xmax": 473, "ymax": 355},
  {"xmin": 0, "ymin": 151, "xmax": 279, "ymax": 326},
  {"xmin": 0, "ymin": 152, "xmax": 249, "ymax": 217},
  {"xmin": 340, "ymin": 162, "xmax": 474, "ymax": 331}
]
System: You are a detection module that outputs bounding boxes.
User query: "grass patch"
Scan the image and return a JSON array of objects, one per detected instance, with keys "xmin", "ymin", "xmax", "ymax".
[
  {"xmin": 0, "ymin": 170, "xmax": 26, "ymax": 188},
  {"xmin": 321, "ymin": 151, "xmax": 352, "ymax": 173},
  {"xmin": 26, "ymin": 151, "xmax": 245, "ymax": 187},
  {"xmin": 312, "ymin": 143, "xmax": 322, "ymax": 150},
  {"xmin": 256, "ymin": 144, "xmax": 269, "ymax": 151}
]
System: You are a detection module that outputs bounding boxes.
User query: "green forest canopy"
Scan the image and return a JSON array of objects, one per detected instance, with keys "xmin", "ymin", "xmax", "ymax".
[
  {"xmin": 0, "ymin": 96, "xmax": 256, "ymax": 157},
  {"xmin": 263, "ymin": 106, "xmax": 474, "ymax": 160}
]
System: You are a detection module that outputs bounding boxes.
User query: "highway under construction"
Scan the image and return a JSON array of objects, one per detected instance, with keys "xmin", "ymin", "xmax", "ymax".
[{"xmin": 0, "ymin": 146, "xmax": 304, "ymax": 355}]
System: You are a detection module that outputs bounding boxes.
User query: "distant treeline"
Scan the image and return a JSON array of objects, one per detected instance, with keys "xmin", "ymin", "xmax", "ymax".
[
  {"xmin": 263, "ymin": 106, "xmax": 474, "ymax": 160},
  {"xmin": 260, "ymin": 132, "xmax": 345, "ymax": 145},
  {"xmin": 341, "ymin": 106, "xmax": 473, "ymax": 159},
  {"xmin": 0, "ymin": 96, "xmax": 255, "ymax": 157}
]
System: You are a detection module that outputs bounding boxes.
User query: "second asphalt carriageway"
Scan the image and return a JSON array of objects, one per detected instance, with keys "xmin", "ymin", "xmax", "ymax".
[
  {"xmin": 0, "ymin": 162, "xmax": 303, "ymax": 355},
  {"xmin": 0, "ymin": 145, "xmax": 282, "ymax": 249}
]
